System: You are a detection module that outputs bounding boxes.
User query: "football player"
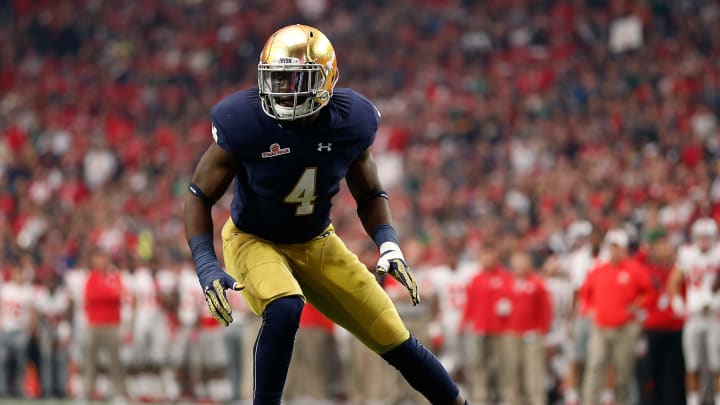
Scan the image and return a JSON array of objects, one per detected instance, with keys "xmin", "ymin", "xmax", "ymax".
[
  {"xmin": 184, "ymin": 24, "xmax": 467, "ymax": 405},
  {"xmin": 127, "ymin": 259, "xmax": 170, "ymax": 401},
  {"xmin": 427, "ymin": 237, "xmax": 479, "ymax": 376},
  {"xmin": 668, "ymin": 217, "xmax": 720, "ymax": 405}
]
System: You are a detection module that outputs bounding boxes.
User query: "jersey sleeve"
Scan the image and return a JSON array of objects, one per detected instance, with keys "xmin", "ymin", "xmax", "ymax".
[
  {"xmin": 350, "ymin": 91, "xmax": 382, "ymax": 156},
  {"xmin": 210, "ymin": 102, "xmax": 242, "ymax": 155},
  {"xmin": 209, "ymin": 90, "xmax": 259, "ymax": 158}
]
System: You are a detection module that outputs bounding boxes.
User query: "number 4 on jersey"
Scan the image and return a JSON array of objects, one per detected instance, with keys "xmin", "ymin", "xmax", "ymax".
[{"xmin": 284, "ymin": 167, "xmax": 317, "ymax": 216}]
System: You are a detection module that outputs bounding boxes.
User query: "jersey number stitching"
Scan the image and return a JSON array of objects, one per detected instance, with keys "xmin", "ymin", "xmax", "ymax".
[{"xmin": 284, "ymin": 167, "xmax": 318, "ymax": 216}]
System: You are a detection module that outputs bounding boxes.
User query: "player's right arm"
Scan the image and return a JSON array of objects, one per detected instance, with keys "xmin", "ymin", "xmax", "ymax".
[
  {"xmin": 666, "ymin": 247, "xmax": 688, "ymax": 314},
  {"xmin": 184, "ymin": 143, "xmax": 244, "ymax": 326},
  {"xmin": 666, "ymin": 245, "xmax": 688, "ymax": 298},
  {"xmin": 666, "ymin": 267, "xmax": 684, "ymax": 297}
]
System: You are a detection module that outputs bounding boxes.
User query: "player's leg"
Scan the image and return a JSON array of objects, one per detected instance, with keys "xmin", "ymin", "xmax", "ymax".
[
  {"xmin": 9, "ymin": 331, "xmax": 28, "ymax": 397},
  {"xmin": 683, "ymin": 316, "xmax": 703, "ymax": 405},
  {"xmin": 707, "ymin": 318, "xmax": 720, "ymax": 405},
  {"xmin": 665, "ymin": 330, "xmax": 687, "ymax": 405},
  {"xmin": 81, "ymin": 327, "xmax": 100, "ymax": 399},
  {"xmin": 0, "ymin": 332, "xmax": 11, "ymax": 397},
  {"xmin": 131, "ymin": 319, "xmax": 151, "ymax": 400},
  {"xmin": 565, "ymin": 315, "xmax": 589, "ymax": 404},
  {"xmin": 168, "ymin": 327, "xmax": 190, "ymax": 400},
  {"xmin": 582, "ymin": 325, "xmax": 609, "ymax": 405},
  {"xmin": 220, "ymin": 219, "xmax": 304, "ymax": 404},
  {"xmin": 461, "ymin": 332, "xmax": 489, "ymax": 404},
  {"xmin": 103, "ymin": 326, "xmax": 128, "ymax": 400},
  {"xmin": 612, "ymin": 322, "xmax": 641, "ymax": 405},
  {"xmin": 524, "ymin": 334, "xmax": 547, "ymax": 405},
  {"xmin": 499, "ymin": 334, "xmax": 521, "ymax": 405},
  {"xmin": 152, "ymin": 314, "xmax": 180, "ymax": 401},
  {"xmin": 283, "ymin": 229, "xmax": 466, "ymax": 405},
  {"xmin": 639, "ymin": 330, "xmax": 659, "ymax": 405},
  {"xmin": 223, "ymin": 326, "xmax": 243, "ymax": 401},
  {"xmin": 199, "ymin": 326, "xmax": 231, "ymax": 402}
]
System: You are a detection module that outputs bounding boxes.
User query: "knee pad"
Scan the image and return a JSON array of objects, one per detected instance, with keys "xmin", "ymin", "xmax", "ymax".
[{"xmin": 262, "ymin": 295, "xmax": 304, "ymax": 334}]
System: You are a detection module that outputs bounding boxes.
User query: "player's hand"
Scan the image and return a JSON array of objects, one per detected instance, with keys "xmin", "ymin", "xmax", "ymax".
[
  {"xmin": 197, "ymin": 262, "xmax": 244, "ymax": 326},
  {"xmin": 376, "ymin": 242, "xmax": 419, "ymax": 305},
  {"xmin": 671, "ymin": 295, "xmax": 685, "ymax": 316}
]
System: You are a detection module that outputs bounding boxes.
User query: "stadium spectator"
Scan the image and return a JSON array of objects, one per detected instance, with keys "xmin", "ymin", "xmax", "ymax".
[
  {"xmin": 581, "ymin": 229, "xmax": 651, "ymax": 405},
  {"xmin": 501, "ymin": 250, "xmax": 552, "ymax": 405},
  {"xmin": 82, "ymin": 249, "xmax": 127, "ymax": 403},
  {"xmin": 636, "ymin": 227, "xmax": 686, "ymax": 405},
  {"xmin": 1, "ymin": 0, "xmax": 720, "ymax": 402}
]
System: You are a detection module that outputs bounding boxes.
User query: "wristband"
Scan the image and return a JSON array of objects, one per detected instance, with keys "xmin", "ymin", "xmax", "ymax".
[
  {"xmin": 371, "ymin": 224, "xmax": 398, "ymax": 249},
  {"xmin": 189, "ymin": 234, "xmax": 218, "ymax": 272}
]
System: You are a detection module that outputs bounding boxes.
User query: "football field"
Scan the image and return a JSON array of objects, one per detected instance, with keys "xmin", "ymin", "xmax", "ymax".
[{"xmin": 0, "ymin": 400, "xmax": 344, "ymax": 405}]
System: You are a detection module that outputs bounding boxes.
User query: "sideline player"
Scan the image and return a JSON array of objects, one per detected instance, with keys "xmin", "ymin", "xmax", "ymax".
[
  {"xmin": 668, "ymin": 218, "xmax": 720, "ymax": 405},
  {"xmin": 183, "ymin": 24, "xmax": 467, "ymax": 405}
]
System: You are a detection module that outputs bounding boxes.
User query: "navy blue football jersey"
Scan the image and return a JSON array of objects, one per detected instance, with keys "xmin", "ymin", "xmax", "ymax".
[{"xmin": 210, "ymin": 88, "xmax": 380, "ymax": 243}]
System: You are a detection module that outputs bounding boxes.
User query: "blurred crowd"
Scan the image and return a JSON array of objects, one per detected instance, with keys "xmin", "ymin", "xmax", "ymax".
[{"xmin": 2, "ymin": 0, "xmax": 720, "ymax": 404}]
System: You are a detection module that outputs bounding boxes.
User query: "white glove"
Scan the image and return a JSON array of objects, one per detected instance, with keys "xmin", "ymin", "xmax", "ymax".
[{"xmin": 376, "ymin": 242, "xmax": 419, "ymax": 305}]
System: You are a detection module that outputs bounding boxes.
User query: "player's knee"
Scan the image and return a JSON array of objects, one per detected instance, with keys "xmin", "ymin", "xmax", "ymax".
[
  {"xmin": 365, "ymin": 308, "xmax": 410, "ymax": 353},
  {"xmin": 262, "ymin": 295, "xmax": 304, "ymax": 333},
  {"xmin": 381, "ymin": 335, "xmax": 424, "ymax": 364}
]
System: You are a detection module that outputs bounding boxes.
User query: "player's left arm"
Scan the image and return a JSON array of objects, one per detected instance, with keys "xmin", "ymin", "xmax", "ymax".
[{"xmin": 346, "ymin": 148, "xmax": 419, "ymax": 305}]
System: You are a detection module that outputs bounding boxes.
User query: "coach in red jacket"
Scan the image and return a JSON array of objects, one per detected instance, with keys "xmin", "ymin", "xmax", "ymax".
[
  {"xmin": 501, "ymin": 251, "xmax": 552, "ymax": 405},
  {"xmin": 462, "ymin": 241, "xmax": 513, "ymax": 404},
  {"xmin": 82, "ymin": 249, "xmax": 127, "ymax": 402},
  {"xmin": 581, "ymin": 229, "xmax": 651, "ymax": 405},
  {"xmin": 636, "ymin": 228, "xmax": 686, "ymax": 405}
]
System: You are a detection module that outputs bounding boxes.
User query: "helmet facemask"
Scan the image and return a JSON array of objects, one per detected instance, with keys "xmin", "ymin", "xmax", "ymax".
[{"xmin": 258, "ymin": 61, "xmax": 332, "ymax": 120}]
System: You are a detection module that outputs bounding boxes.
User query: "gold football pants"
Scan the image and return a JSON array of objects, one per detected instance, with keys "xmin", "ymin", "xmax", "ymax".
[{"xmin": 221, "ymin": 218, "xmax": 409, "ymax": 354}]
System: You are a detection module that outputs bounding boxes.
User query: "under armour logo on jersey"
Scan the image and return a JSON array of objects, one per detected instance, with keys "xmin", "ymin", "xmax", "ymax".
[{"xmin": 317, "ymin": 142, "xmax": 332, "ymax": 152}]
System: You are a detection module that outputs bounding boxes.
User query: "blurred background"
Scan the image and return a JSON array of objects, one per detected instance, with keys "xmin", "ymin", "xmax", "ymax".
[{"xmin": 2, "ymin": 0, "xmax": 720, "ymax": 404}]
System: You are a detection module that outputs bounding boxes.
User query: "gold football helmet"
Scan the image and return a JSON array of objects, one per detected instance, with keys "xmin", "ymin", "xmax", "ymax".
[{"xmin": 258, "ymin": 24, "xmax": 339, "ymax": 120}]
